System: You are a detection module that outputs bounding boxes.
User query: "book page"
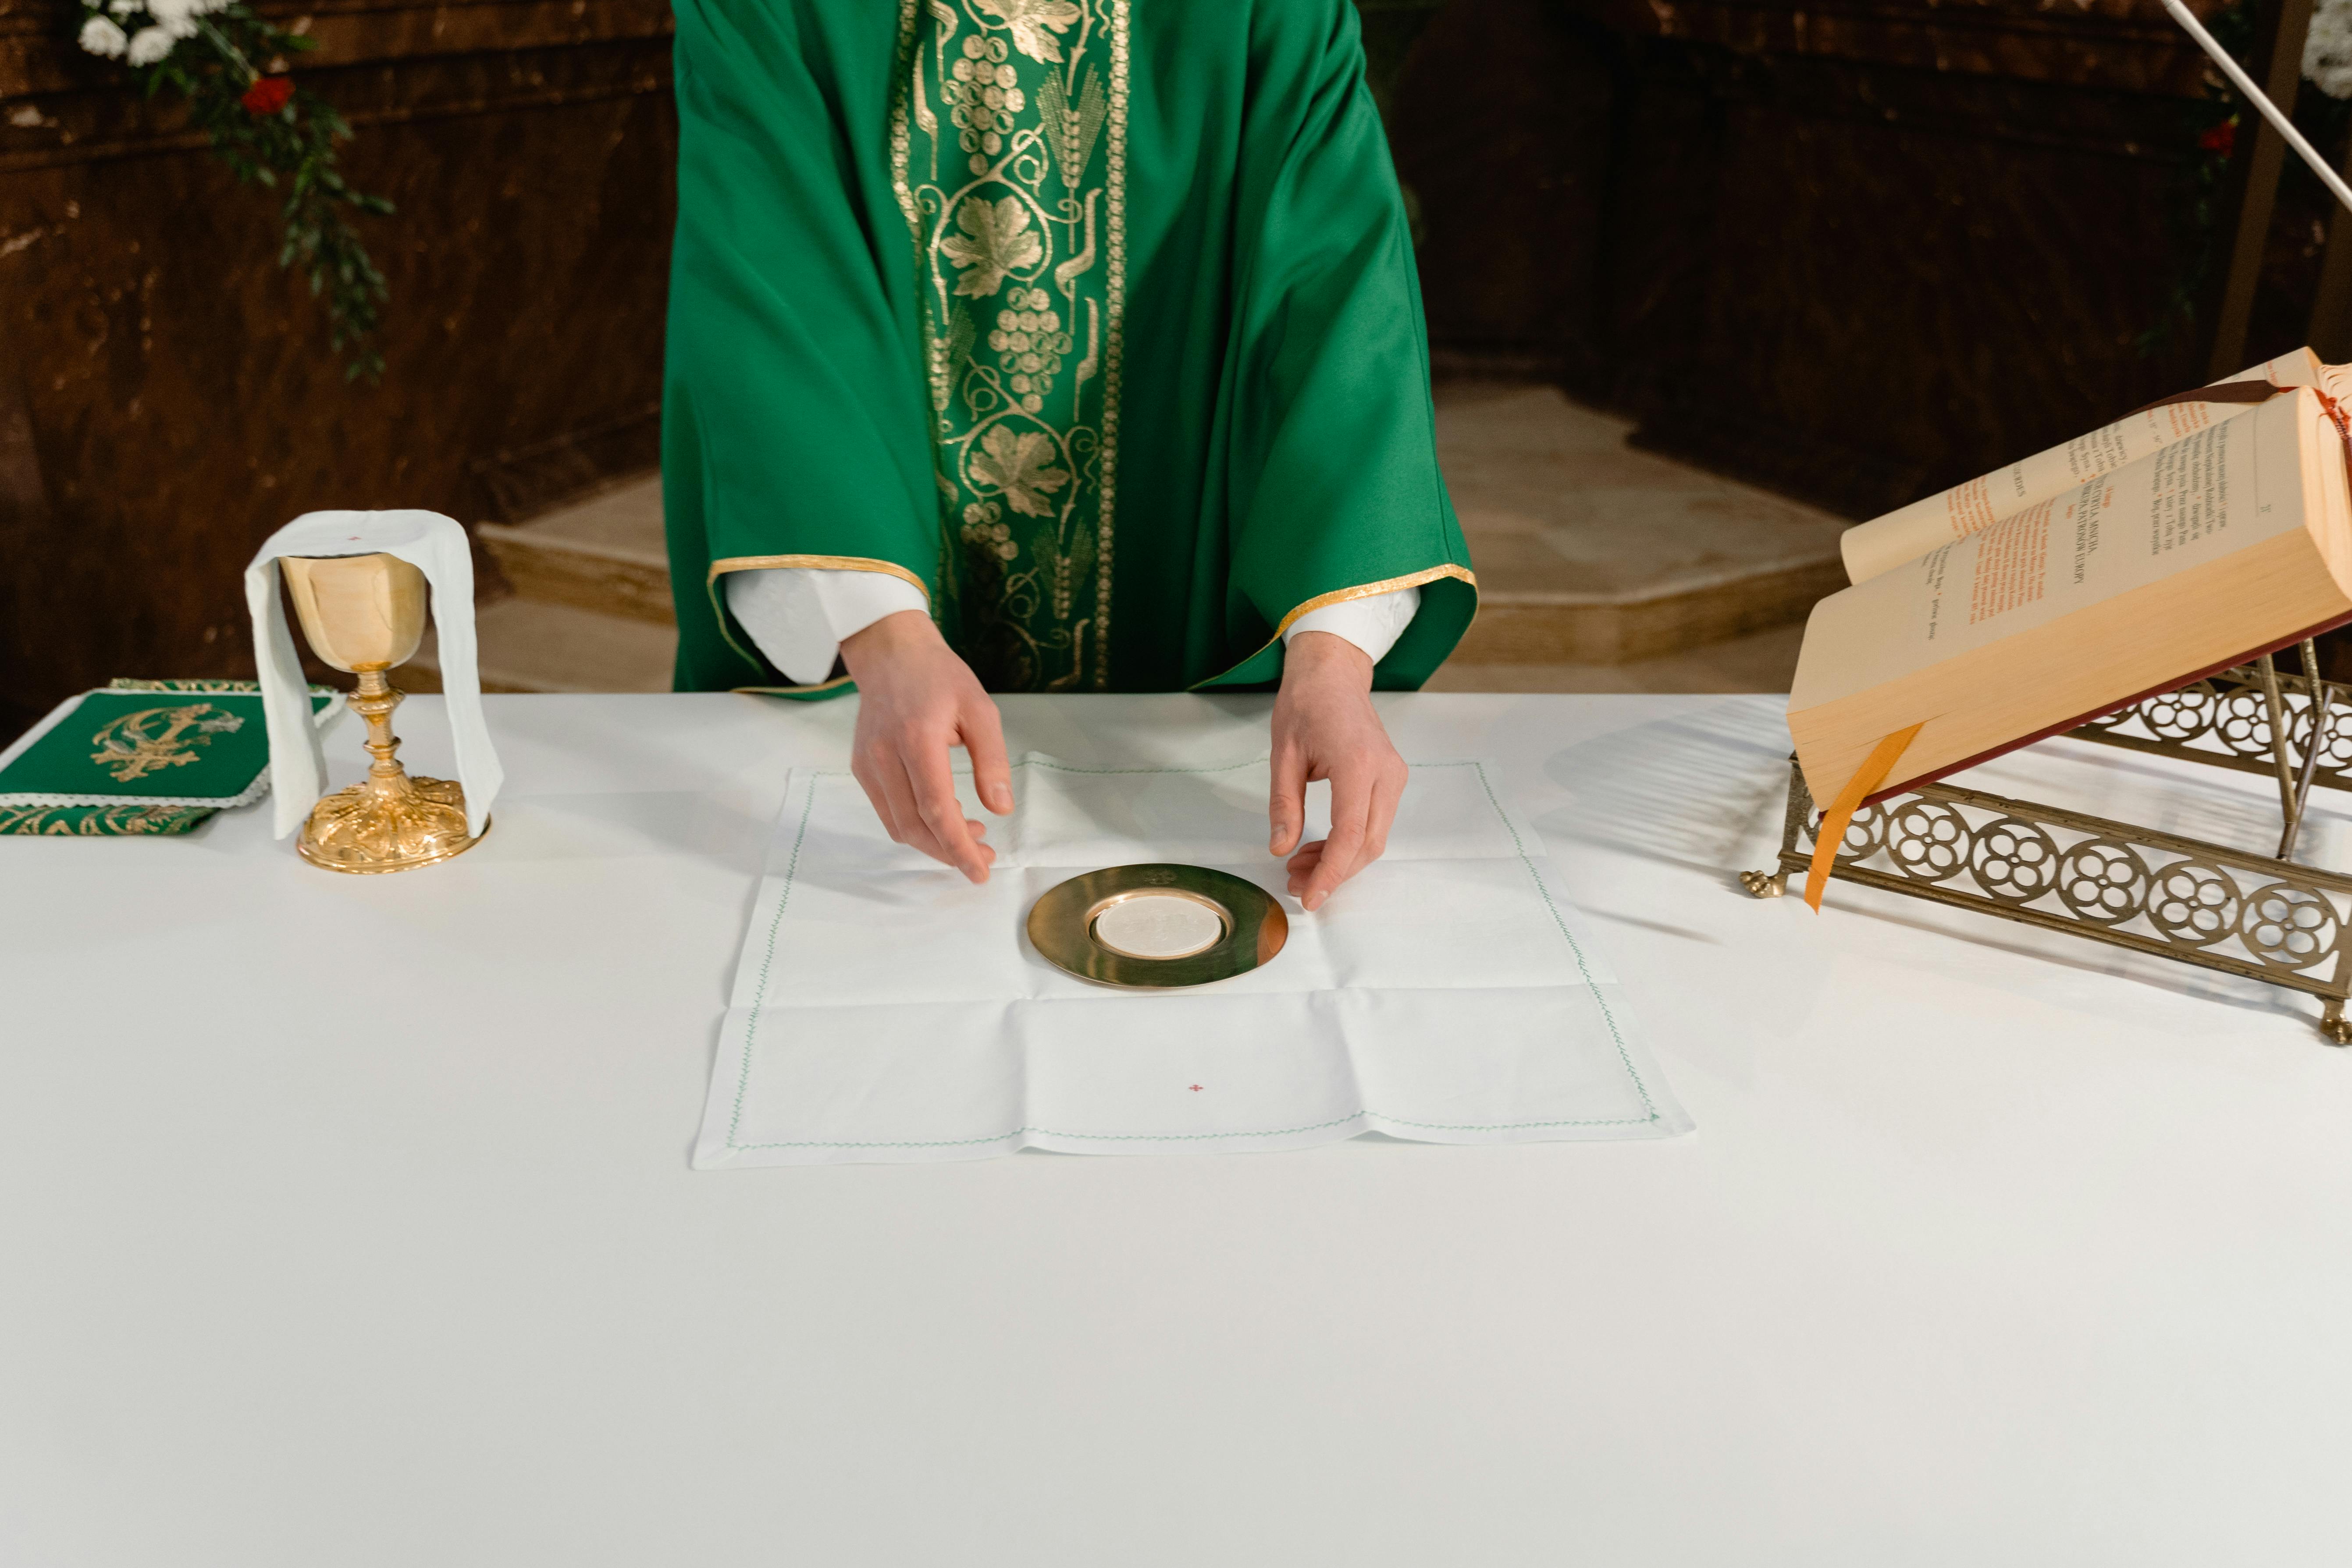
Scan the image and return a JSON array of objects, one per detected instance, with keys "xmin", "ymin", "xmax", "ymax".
[
  {"xmin": 1835, "ymin": 348, "xmax": 2325, "ymax": 586},
  {"xmin": 1794, "ymin": 389, "xmax": 2314, "ymax": 711}
]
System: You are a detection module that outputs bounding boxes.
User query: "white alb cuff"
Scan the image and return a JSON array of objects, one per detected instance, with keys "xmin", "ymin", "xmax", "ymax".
[
  {"xmin": 1281, "ymin": 583, "xmax": 1421, "ymax": 665},
  {"xmin": 726, "ymin": 566, "xmax": 930, "ymax": 686}
]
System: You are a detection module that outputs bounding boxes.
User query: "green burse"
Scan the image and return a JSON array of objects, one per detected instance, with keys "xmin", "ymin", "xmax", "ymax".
[
  {"xmin": 662, "ymin": 0, "xmax": 1476, "ymax": 697},
  {"xmin": 0, "ymin": 680, "xmax": 332, "ymax": 837}
]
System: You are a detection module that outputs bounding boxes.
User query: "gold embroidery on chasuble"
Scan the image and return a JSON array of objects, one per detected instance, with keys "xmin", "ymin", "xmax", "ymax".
[{"xmin": 893, "ymin": 0, "xmax": 1127, "ymax": 691}]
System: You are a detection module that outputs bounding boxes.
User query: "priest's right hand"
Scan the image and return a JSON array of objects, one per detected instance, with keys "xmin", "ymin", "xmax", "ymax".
[{"xmin": 838, "ymin": 610, "xmax": 1013, "ymax": 882}]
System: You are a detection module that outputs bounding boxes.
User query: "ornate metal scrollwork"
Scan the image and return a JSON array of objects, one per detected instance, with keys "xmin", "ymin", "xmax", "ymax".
[
  {"xmin": 2306, "ymin": 703, "xmax": 2352, "ymax": 776},
  {"xmin": 2053, "ymin": 838, "xmax": 2150, "ymax": 927},
  {"xmin": 2241, "ymin": 885, "xmax": 2339, "ymax": 971},
  {"xmin": 1970, "ymin": 816, "xmax": 2061, "ymax": 905},
  {"xmin": 2080, "ymin": 682, "xmax": 2217, "ymax": 743},
  {"xmin": 2144, "ymin": 859, "xmax": 2240, "ymax": 947},
  {"xmin": 1745, "ymin": 746, "xmax": 2352, "ymax": 1042},
  {"xmin": 1834, "ymin": 801, "xmax": 1886, "ymax": 862},
  {"xmin": 1885, "ymin": 800, "xmax": 1971, "ymax": 883},
  {"xmin": 2211, "ymin": 685, "xmax": 2286, "ymax": 763},
  {"xmin": 2071, "ymin": 665, "xmax": 2352, "ymax": 794}
]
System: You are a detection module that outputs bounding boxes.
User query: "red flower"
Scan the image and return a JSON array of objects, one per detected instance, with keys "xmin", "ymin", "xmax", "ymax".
[
  {"xmin": 240, "ymin": 76, "xmax": 293, "ymax": 117},
  {"xmin": 2199, "ymin": 120, "xmax": 2237, "ymax": 157}
]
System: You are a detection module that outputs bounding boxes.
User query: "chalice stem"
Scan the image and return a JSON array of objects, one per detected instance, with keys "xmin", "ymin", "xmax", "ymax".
[{"xmin": 350, "ymin": 667, "xmax": 414, "ymax": 797}]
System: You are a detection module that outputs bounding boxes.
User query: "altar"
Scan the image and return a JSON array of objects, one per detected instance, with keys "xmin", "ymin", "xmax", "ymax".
[{"xmin": 1, "ymin": 691, "xmax": 2344, "ymax": 1562}]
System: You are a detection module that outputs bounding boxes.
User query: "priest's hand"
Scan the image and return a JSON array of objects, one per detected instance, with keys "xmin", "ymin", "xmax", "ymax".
[
  {"xmin": 1269, "ymin": 630, "xmax": 1407, "ymax": 911},
  {"xmin": 839, "ymin": 610, "xmax": 1013, "ymax": 883}
]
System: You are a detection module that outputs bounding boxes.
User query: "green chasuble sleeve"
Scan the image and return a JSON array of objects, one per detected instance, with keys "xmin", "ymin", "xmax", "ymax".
[
  {"xmin": 663, "ymin": 0, "xmax": 1477, "ymax": 697},
  {"xmin": 663, "ymin": 0, "xmax": 939, "ymax": 695}
]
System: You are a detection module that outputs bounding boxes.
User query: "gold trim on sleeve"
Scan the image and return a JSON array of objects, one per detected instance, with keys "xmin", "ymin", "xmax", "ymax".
[
  {"xmin": 1195, "ymin": 564, "xmax": 1480, "ymax": 688},
  {"xmin": 731, "ymin": 676, "xmax": 859, "ymax": 698},
  {"xmin": 707, "ymin": 555, "xmax": 933, "ymax": 598},
  {"xmin": 705, "ymin": 556, "xmax": 933, "ymax": 675},
  {"xmin": 1271, "ymin": 563, "xmax": 1477, "ymax": 639}
]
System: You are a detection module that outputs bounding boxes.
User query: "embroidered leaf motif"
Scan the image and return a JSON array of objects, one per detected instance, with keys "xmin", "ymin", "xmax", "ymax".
[
  {"xmin": 940, "ymin": 196, "xmax": 1043, "ymax": 298},
  {"xmin": 977, "ymin": 0, "xmax": 1082, "ymax": 63},
  {"xmin": 971, "ymin": 425, "xmax": 1070, "ymax": 517}
]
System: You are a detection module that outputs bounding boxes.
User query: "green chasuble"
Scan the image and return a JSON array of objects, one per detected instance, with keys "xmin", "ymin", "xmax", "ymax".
[{"xmin": 662, "ymin": 0, "xmax": 1476, "ymax": 696}]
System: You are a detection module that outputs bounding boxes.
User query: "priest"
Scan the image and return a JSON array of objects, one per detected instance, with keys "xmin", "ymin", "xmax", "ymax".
[{"xmin": 662, "ymin": 0, "xmax": 1477, "ymax": 910}]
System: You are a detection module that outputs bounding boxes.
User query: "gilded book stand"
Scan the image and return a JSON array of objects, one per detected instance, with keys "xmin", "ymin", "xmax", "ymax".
[{"xmin": 1742, "ymin": 643, "xmax": 2352, "ymax": 1043}]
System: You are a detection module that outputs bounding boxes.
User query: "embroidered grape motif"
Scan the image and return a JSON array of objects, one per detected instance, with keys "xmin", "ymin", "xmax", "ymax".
[
  {"xmin": 989, "ymin": 286, "xmax": 1073, "ymax": 412},
  {"xmin": 946, "ymin": 35, "xmax": 1022, "ymax": 174}
]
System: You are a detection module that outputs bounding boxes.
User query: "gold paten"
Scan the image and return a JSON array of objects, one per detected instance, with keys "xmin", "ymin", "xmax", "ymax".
[
  {"xmin": 281, "ymin": 552, "xmax": 485, "ymax": 874},
  {"xmin": 1027, "ymin": 863, "xmax": 1288, "ymax": 989}
]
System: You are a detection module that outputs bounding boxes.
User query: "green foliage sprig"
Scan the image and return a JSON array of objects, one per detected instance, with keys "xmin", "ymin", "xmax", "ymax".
[{"xmin": 76, "ymin": 0, "xmax": 392, "ymax": 379}]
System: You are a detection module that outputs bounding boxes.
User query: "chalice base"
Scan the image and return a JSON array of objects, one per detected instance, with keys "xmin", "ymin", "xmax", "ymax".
[{"xmin": 298, "ymin": 775, "xmax": 487, "ymax": 874}]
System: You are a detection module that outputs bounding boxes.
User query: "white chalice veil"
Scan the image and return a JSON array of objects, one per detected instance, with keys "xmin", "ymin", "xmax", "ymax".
[{"xmin": 244, "ymin": 509, "xmax": 503, "ymax": 840}]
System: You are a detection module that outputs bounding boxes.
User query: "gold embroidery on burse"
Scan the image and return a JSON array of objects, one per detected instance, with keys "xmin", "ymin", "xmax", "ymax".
[
  {"xmin": 89, "ymin": 704, "xmax": 244, "ymax": 783},
  {"xmin": 892, "ymin": 0, "xmax": 1126, "ymax": 692}
]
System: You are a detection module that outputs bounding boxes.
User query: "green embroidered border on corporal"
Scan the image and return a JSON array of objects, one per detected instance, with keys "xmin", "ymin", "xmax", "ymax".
[
  {"xmin": 892, "ymin": 0, "xmax": 1128, "ymax": 693},
  {"xmin": 0, "ymin": 680, "xmax": 333, "ymax": 837}
]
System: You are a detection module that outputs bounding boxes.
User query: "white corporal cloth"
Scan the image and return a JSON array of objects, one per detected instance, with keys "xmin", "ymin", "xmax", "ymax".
[
  {"xmin": 243, "ymin": 509, "xmax": 502, "ymax": 839},
  {"xmin": 695, "ymin": 752, "xmax": 1691, "ymax": 1166}
]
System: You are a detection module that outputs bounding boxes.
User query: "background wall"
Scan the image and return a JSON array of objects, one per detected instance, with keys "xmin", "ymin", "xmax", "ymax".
[
  {"xmin": 1, "ymin": 0, "xmax": 2335, "ymax": 732},
  {"xmin": 1390, "ymin": 0, "xmax": 2323, "ymax": 517},
  {"xmin": 0, "ymin": 0, "xmax": 677, "ymax": 736}
]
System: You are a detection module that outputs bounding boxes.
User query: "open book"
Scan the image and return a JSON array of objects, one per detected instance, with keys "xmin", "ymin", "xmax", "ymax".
[
  {"xmin": 1788, "ymin": 349, "xmax": 2352, "ymax": 810},
  {"xmin": 1837, "ymin": 348, "xmax": 2352, "ymax": 582}
]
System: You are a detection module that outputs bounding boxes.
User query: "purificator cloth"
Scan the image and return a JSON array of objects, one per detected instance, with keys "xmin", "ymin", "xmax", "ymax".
[{"xmin": 694, "ymin": 754, "xmax": 1690, "ymax": 1167}]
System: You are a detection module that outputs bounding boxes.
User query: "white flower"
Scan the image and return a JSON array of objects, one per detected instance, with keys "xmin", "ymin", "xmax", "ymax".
[
  {"xmin": 2310, "ymin": 0, "xmax": 2352, "ymax": 99},
  {"xmin": 125, "ymin": 25, "xmax": 173, "ymax": 64},
  {"xmin": 145, "ymin": 0, "xmax": 226, "ymax": 36},
  {"xmin": 146, "ymin": 0, "xmax": 199, "ymax": 35},
  {"xmin": 78, "ymin": 14, "xmax": 128, "ymax": 56},
  {"xmin": 107, "ymin": 0, "xmax": 138, "ymax": 14}
]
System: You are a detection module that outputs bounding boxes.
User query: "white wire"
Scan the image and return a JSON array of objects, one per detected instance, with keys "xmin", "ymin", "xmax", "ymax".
[{"xmin": 2161, "ymin": 0, "xmax": 2352, "ymax": 214}]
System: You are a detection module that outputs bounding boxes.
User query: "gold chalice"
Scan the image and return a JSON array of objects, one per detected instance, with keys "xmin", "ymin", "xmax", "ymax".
[{"xmin": 281, "ymin": 551, "xmax": 485, "ymax": 873}]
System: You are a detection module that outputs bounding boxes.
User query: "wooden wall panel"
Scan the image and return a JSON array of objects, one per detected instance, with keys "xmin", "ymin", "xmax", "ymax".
[
  {"xmin": 1393, "ymin": 0, "xmax": 2240, "ymax": 519},
  {"xmin": 1623, "ymin": 50, "xmax": 2208, "ymax": 515},
  {"xmin": 1390, "ymin": 0, "xmax": 1617, "ymax": 381},
  {"xmin": 0, "ymin": 2, "xmax": 676, "ymax": 735}
]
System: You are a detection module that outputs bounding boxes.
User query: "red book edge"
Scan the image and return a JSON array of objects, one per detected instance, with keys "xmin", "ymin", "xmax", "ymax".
[{"xmin": 1858, "ymin": 609, "xmax": 2352, "ymax": 807}]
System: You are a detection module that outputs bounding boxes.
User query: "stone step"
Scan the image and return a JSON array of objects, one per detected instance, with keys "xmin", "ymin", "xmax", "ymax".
[
  {"xmin": 477, "ymin": 475, "xmax": 674, "ymax": 626},
  {"xmin": 412, "ymin": 597, "xmax": 677, "ymax": 694},
  {"xmin": 1427, "ymin": 622, "xmax": 1805, "ymax": 695},
  {"xmin": 447, "ymin": 382, "xmax": 1847, "ymax": 693},
  {"xmin": 412, "ymin": 611, "xmax": 1803, "ymax": 697},
  {"xmin": 1437, "ymin": 382, "xmax": 1848, "ymax": 664}
]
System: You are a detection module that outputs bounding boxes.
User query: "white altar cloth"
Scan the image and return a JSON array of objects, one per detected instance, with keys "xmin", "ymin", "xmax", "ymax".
[
  {"xmin": 699, "ymin": 754, "xmax": 1685, "ymax": 1165},
  {"xmin": 1, "ymin": 692, "xmax": 2346, "ymax": 1566}
]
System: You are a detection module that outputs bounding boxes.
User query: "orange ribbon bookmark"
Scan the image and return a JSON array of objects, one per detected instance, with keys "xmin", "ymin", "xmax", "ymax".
[{"xmin": 1804, "ymin": 722, "xmax": 1924, "ymax": 911}]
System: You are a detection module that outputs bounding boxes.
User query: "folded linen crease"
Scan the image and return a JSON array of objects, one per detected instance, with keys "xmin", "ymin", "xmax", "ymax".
[{"xmin": 695, "ymin": 750, "xmax": 1689, "ymax": 1166}]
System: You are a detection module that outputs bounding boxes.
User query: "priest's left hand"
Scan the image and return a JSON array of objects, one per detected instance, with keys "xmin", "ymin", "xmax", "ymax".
[{"xmin": 1269, "ymin": 631, "xmax": 1407, "ymax": 911}]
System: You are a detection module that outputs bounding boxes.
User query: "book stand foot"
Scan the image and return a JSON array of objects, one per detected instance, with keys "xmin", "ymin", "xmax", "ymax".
[{"xmin": 1744, "ymin": 650, "xmax": 2352, "ymax": 1045}]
